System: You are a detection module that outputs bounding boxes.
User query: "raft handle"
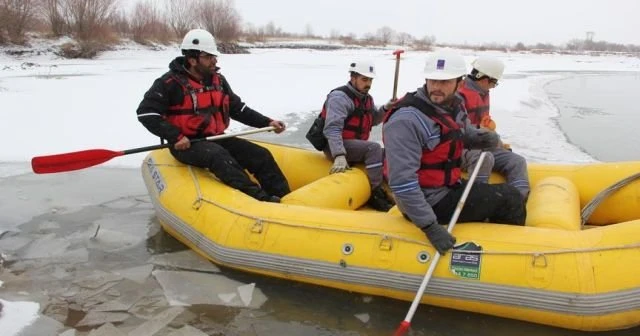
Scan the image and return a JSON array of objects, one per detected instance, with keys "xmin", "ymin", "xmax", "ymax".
[{"xmin": 532, "ymin": 253, "xmax": 547, "ymax": 267}]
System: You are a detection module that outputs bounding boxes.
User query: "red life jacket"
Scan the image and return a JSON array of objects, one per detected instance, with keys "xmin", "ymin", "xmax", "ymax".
[
  {"xmin": 320, "ymin": 86, "xmax": 374, "ymax": 140},
  {"xmin": 384, "ymin": 92, "xmax": 464, "ymax": 188},
  {"xmin": 458, "ymin": 81, "xmax": 491, "ymax": 127},
  {"xmin": 165, "ymin": 73, "xmax": 230, "ymax": 137}
]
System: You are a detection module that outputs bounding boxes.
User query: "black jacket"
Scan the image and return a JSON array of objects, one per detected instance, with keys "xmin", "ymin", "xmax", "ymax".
[{"xmin": 136, "ymin": 57, "xmax": 272, "ymax": 143}]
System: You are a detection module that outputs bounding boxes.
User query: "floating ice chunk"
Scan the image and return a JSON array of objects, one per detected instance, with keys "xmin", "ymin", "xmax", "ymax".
[
  {"xmin": 362, "ymin": 295, "xmax": 373, "ymax": 303},
  {"xmin": 0, "ymin": 299, "xmax": 40, "ymax": 336},
  {"xmin": 127, "ymin": 295, "xmax": 169, "ymax": 320},
  {"xmin": 112, "ymin": 264, "xmax": 153, "ymax": 284},
  {"xmin": 73, "ymin": 270, "xmax": 123, "ymax": 289},
  {"xmin": 42, "ymin": 298, "xmax": 69, "ymax": 324},
  {"xmin": 38, "ymin": 220, "xmax": 61, "ymax": 231},
  {"xmin": 103, "ymin": 197, "xmax": 140, "ymax": 209},
  {"xmin": 217, "ymin": 293, "xmax": 237, "ymax": 303},
  {"xmin": 167, "ymin": 325, "xmax": 209, "ymax": 336},
  {"xmin": 75, "ymin": 311, "xmax": 130, "ymax": 327},
  {"xmin": 125, "ymin": 306, "xmax": 184, "ymax": 336},
  {"xmin": 87, "ymin": 322, "xmax": 126, "ymax": 336},
  {"xmin": 237, "ymin": 283, "xmax": 255, "ymax": 307},
  {"xmin": 88, "ymin": 228, "xmax": 146, "ymax": 252},
  {"xmin": 92, "ymin": 280, "xmax": 150, "ymax": 312},
  {"xmin": 153, "ymin": 270, "xmax": 267, "ymax": 308},
  {"xmin": 59, "ymin": 329, "xmax": 76, "ymax": 336},
  {"xmin": 16, "ymin": 314, "xmax": 64, "ymax": 336},
  {"xmin": 19, "ymin": 234, "xmax": 70, "ymax": 260},
  {"xmin": 354, "ymin": 313, "xmax": 370, "ymax": 323},
  {"xmin": 0, "ymin": 235, "xmax": 32, "ymax": 251},
  {"xmin": 149, "ymin": 250, "xmax": 219, "ymax": 273}
]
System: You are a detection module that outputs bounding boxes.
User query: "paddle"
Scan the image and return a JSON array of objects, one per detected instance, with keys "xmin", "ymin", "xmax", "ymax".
[
  {"xmin": 31, "ymin": 126, "xmax": 276, "ymax": 174},
  {"xmin": 392, "ymin": 49, "xmax": 405, "ymax": 101},
  {"xmin": 393, "ymin": 151, "xmax": 487, "ymax": 336}
]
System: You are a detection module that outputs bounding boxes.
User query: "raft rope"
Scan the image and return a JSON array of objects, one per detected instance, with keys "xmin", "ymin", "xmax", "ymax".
[
  {"xmin": 580, "ymin": 172, "xmax": 640, "ymax": 227},
  {"xmin": 174, "ymin": 166, "xmax": 640, "ymax": 258}
]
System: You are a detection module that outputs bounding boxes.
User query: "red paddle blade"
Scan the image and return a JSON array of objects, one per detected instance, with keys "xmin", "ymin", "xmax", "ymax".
[
  {"xmin": 393, "ymin": 321, "xmax": 411, "ymax": 336},
  {"xmin": 31, "ymin": 149, "xmax": 123, "ymax": 174}
]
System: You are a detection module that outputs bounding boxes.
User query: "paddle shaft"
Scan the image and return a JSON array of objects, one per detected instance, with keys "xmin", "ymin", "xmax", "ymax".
[
  {"xmin": 392, "ymin": 50, "xmax": 405, "ymax": 100},
  {"xmin": 394, "ymin": 152, "xmax": 487, "ymax": 336},
  {"xmin": 123, "ymin": 126, "xmax": 275, "ymax": 155},
  {"xmin": 31, "ymin": 126, "xmax": 275, "ymax": 174}
]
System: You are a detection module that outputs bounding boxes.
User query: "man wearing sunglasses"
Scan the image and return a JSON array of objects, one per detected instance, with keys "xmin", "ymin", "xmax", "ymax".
[
  {"xmin": 458, "ymin": 56, "xmax": 530, "ymax": 199},
  {"xmin": 137, "ymin": 29, "xmax": 290, "ymax": 202}
]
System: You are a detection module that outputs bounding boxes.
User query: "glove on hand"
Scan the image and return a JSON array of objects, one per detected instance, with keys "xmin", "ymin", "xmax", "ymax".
[
  {"xmin": 474, "ymin": 128, "xmax": 499, "ymax": 150},
  {"xmin": 329, "ymin": 155, "xmax": 349, "ymax": 174},
  {"xmin": 421, "ymin": 223, "xmax": 456, "ymax": 255}
]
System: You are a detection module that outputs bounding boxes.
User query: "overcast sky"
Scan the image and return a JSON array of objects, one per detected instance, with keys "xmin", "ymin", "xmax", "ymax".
[{"xmin": 232, "ymin": 0, "xmax": 639, "ymax": 45}]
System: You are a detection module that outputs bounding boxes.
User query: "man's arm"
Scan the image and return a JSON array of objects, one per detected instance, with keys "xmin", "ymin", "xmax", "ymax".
[
  {"xmin": 323, "ymin": 91, "xmax": 353, "ymax": 158},
  {"xmin": 136, "ymin": 77, "xmax": 183, "ymax": 143},
  {"xmin": 383, "ymin": 110, "xmax": 439, "ymax": 228}
]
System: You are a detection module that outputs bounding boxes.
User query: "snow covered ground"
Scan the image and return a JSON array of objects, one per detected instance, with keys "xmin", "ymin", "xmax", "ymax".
[{"xmin": 2, "ymin": 42, "xmax": 639, "ymax": 177}]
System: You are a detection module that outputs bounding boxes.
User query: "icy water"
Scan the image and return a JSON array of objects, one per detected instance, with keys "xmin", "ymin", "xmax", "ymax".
[
  {"xmin": 2, "ymin": 137, "xmax": 640, "ymax": 336},
  {"xmin": 546, "ymin": 71, "xmax": 640, "ymax": 162}
]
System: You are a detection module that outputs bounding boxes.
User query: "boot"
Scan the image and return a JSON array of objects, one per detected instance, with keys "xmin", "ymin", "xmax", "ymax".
[{"xmin": 367, "ymin": 186, "xmax": 393, "ymax": 212}]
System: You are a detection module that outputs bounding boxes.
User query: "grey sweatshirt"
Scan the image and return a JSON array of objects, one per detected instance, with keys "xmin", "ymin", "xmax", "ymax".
[
  {"xmin": 383, "ymin": 87, "xmax": 496, "ymax": 228},
  {"xmin": 322, "ymin": 83, "xmax": 386, "ymax": 158}
]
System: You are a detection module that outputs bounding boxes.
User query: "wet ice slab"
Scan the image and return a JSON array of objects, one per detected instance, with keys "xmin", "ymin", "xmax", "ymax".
[
  {"xmin": 167, "ymin": 325, "xmax": 209, "ymax": 336},
  {"xmin": 153, "ymin": 270, "xmax": 267, "ymax": 308},
  {"xmin": 0, "ymin": 235, "xmax": 32, "ymax": 252},
  {"xmin": 73, "ymin": 270, "xmax": 124, "ymax": 289},
  {"xmin": 149, "ymin": 250, "xmax": 219, "ymax": 273},
  {"xmin": 75, "ymin": 311, "xmax": 130, "ymax": 327},
  {"xmin": 15, "ymin": 314, "xmax": 64, "ymax": 336},
  {"xmin": 125, "ymin": 306, "xmax": 184, "ymax": 336},
  {"xmin": 91, "ymin": 279, "xmax": 151, "ymax": 312},
  {"xmin": 0, "ymin": 168, "xmax": 147, "ymax": 233},
  {"xmin": 354, "ymin": 313, "xmax": 370, "ymax": 323},
  {"xmin": 87, "ymin": 322, "xmax": 126, "ymax": 336},
  {"xmin": 18, "ymin": 234, "xmax": 70, "ymax": 259},
  {"xmin": 112, "ymin": 264, "xmax": 153, "ymax": 284}
]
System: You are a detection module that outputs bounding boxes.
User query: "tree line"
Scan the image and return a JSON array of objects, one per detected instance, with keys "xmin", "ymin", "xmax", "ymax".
[{"xmin": 1, "ymin": 0, "xmax": 638, "ymax": 57}]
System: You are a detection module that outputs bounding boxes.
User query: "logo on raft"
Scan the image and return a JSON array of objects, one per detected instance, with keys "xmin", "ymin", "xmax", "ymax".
[
  {"xmin": 146, "ymin": 157, "xmax": 165, "ymax": 194},
  {"xmin": 450, "ymin": 242, "xmax": 482, "ymax": 280}
]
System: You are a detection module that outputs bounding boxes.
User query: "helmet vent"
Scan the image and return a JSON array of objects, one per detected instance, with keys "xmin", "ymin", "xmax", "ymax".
[{"xmin": 192, "ymin": 38, "xmax": 199, "ymax": 45}]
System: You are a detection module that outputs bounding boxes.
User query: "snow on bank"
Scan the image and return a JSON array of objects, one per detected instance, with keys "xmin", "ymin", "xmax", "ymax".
[{"xmin": 2, "ymin": 45, "xmax": 640, "ymax": 178}]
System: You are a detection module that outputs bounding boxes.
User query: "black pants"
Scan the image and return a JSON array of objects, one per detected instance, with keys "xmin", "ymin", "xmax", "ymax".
[
  {"xmin": 432, "ymin": 180, "xmax": 526, "ymax": 225},
  {"xmin": 170, "ymin": 137, "xmax": 290, "ymax": 200}
]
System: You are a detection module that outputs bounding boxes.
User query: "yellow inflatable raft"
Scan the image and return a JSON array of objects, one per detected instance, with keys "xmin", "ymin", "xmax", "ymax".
[{"xmin": 141, "ymin": 141, "xmax": 640, "ymax": 332}]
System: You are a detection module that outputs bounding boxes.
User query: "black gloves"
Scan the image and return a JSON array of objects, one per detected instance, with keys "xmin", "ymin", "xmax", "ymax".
[
  {"xmin": 471, "ymin": 128, "xmax": 499, "ymax": 150},
  {"xmin": 421, "ymin": 224, "xmax": 456, "ymax": 255}
]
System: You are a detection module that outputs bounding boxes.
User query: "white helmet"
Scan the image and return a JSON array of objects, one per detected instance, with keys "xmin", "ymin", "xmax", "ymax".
[
  {"xmin": 471, "ymin": 56, "xmax": 504, "ymax": 80},
  {"xmin": 423, "ymin": 50, "xmax": 467, "ymax": 80},
  {"xmin": 180, "ymin": 29, "xmax": 219, "ymax": 56},
  {"xmin": 348, "ymin": 60, "xmax": 376, "ymax": 78}
]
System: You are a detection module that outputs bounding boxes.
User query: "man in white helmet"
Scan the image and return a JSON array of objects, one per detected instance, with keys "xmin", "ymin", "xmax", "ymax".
[
  {"xmin": 306, "ymin": 60, "xmax": 394, "ymax": 211},
  {"xmin": 458, "ymin": 56, "xmax": 530, "ymax": 199},
  {"xmin": 382, "ymin": 50, "xmax": 526, "ymax": 255},
  {"xmin": 137, "ymin": 29, "xmax": 290, "ymax": 202}
]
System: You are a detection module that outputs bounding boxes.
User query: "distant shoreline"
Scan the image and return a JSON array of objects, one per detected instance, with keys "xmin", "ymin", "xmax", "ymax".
[{"xmin": 3, "ymin": 36, "xmax": 639, "ymax": 61}]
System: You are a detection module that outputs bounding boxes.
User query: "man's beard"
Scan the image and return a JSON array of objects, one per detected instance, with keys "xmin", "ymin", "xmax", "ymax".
[{"xmin": 195, "ymin": 63, "xmax": 213, "ymax": 77}]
